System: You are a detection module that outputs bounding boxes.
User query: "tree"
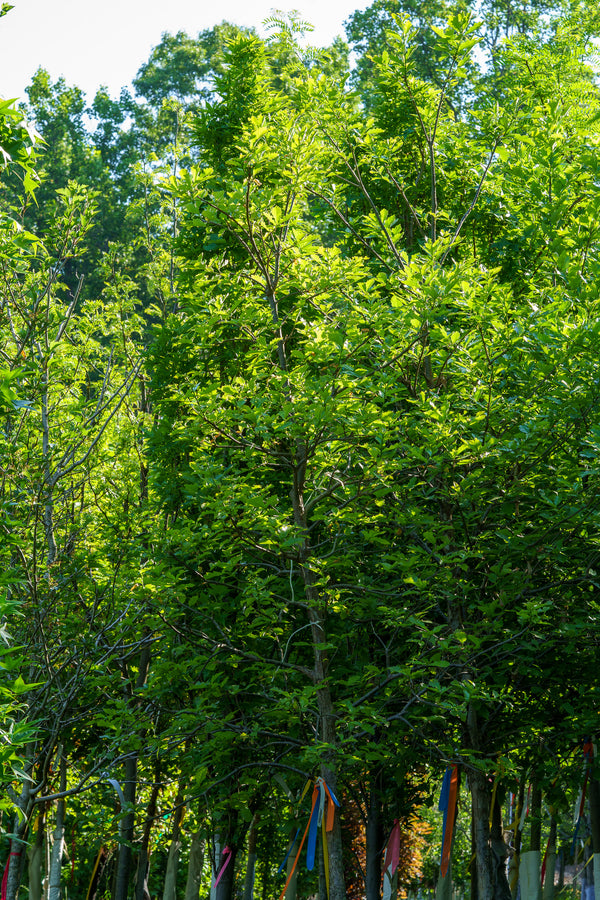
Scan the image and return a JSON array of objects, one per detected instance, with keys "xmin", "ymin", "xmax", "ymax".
[{"xmin": 150, "ymin": 13, "xmax": 600, "ymax": 900}]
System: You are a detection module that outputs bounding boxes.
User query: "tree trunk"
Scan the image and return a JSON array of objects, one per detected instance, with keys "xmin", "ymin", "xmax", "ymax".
[
  {"xmin": 529, "ymin": 785, "xmax": 542, "ymax": 853},
  {"xmin": 542, "ymin": 816, "xmax": 556, "ymax": 900},
  {"xmin": 557, "ymin": 846, "xmax": 565, "ymax": 893},
  {"xmin": 306, "ymin": 595, "xmax": 345, "ymax": 900},
  {"xmin": 520, "ymin": 783, "xmax": 542, "ymax": 900},
  {"xmin": 135, "ymin": 768, "xmax": 161, "ymax": 900},
  {"xmin": 490, "ymin": 789, "xmax": 511, "ymax": 900},
  {"xmin": 471, "ymin": 805, "xmax": 479, "ymax": 900},
  {"xmin": 114, "ymin": 754, "xmax": 138, "ymax": 900},
  {"xmin": 88, "ymin": 848, "xmax": 111, "ymax": 900},
  {"xmin": 470, "ymin": 768, "xmax": 494, "ymax": 900},
  {"xmin": 291, "ymin": 426, "xmax": 345, "ymax": 900},
  {"xmin": 436, "ymin": 862, "xmax": 452, "ymax": 900},
  {"xmin": 284, "ymin": 831, "xmax": 299, "ymax": 900},
  {"xmin": 242, "ymin": 815, "xmax": 259, "ymax": 900},
  {"xmin": 114, "ymin": 642, "xmax": 151, "ymax": 900},
  {"xmin": 215, "ymin": 844, "xmax": 237, "ymax": 900},
  {"xmin": 318, "ymin": 837, "xmax": 327, "ymax": 900},
  {"xmin": 162, "ymin": 787, "xmax": 186, "ymax": 900},
  {"xmin": 365, "ymin": 778, "xmax": 384, "ymax": 900},
  {"xmin": 6, "ymin": 770, "xmax": 34, "ymax": 900},
  {"xmin": 509, "ymin": 776, "xmax": 526, "ymax": 900},
  {"xmin": 589, "ymin": 778, "xmax": 600, "ymax": 900},
  {"xmin": 210, "ymin": 837, "xmax": 220, "ymax": 900},
  {"xmin": 28, "ymin": 811, "xmax": 45, "ymax": 900},
  {"xmin": 183, "ymin": 830, "xmax": 205, "ymax": 900},
  {"xmin": 48, "ymin": 754, "xmax": 67, "ymax": 900}
]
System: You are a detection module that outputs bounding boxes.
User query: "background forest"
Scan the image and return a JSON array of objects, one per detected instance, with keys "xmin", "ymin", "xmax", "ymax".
[{"xmin": 0, "ymin": 1, "xmax": 600, "ymax": 899}]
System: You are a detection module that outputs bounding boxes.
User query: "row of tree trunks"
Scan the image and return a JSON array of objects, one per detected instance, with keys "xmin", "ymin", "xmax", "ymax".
[
  {"xmin": 5, "ymin": 764, "xmax": 600, "ymax": 900},
  {"xmin": 47, "ymin": 754, "xmax": 67, "ymax": 900}
]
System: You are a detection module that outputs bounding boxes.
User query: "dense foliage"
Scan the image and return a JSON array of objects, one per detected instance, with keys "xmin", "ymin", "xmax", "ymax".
[{"xmin": 0, "ymin": 4, "xmax": 599, "ymax": 900}]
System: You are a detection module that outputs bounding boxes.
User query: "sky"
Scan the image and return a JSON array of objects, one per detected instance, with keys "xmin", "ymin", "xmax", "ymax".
[{"xmin": 0, "ymin": 0, "xmax": 370, "ymax": 104}]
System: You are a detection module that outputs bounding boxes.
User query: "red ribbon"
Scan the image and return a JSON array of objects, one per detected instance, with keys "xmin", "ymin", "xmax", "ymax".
[
  {"xmin": 384, "ymin": 820, "xmax": 401, "ymax": 877},
  {"xmin": 1, "ymin": 850, "xmax": 21, "ymax": 900},
  {"xmin": 440, "ymin": 765, "xmax": 459, "ymax": 878},
  {"xmin": 213, "ymin": 846, "xmax": 232, "ymax": 889}
]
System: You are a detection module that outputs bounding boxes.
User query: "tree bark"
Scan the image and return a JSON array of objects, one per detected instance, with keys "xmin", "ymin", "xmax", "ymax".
[
  {"xmin": 589, "ymin": 778, "xmax": 600, "ymax": 900},
  {"xmin": 114, "ymin": 754, "xmax": 138, "ymax": 900},
  {"xmin": 284, "ymin": 831, "xmax": 299, "ymax": 900},
  {"xmin": 114, "ymin": 641, "xmax": 151, "ymax": 900},
  {"xmin": 215, "ymin": 844, "xmax": 237, "ymax": 900},
  {"xmin": 303, "ymin": 583, "xmax": 345, "ymax": 900},
  {"xmin": 162, "ymin": 786, "xmax": 186, "ymax": 900},
  {"xmin": 471, "ymin": 805, "xmax": 479, "ymax": 900},
  {"xmin": 466, "ymin": 702, "xmax": 495, "ymax": 900},
  {"xmin": 519, "ymin": 783, "xmax": 542, "ymax": 900},
  {"xmin": 490, "ymin": 789, "xmax": 511, "ymax": 900},
  {"xmin": 6, "ymin": 768, "xmax": 34, "ymax": 900},
  {"xmin": 470, "ymin": 769, "xmax": 495, "ymax": 900},
  {"xmin": 28, "ymin": 810, "xmax": 45, "ymax": 900},
  {"xmin": 210, "ymin": 837, "xmax": 220, "ymax": 900},
  {"xmin": 183, "ymin": 830, "xmax": 205, "ymax": 900},
  {"xmin": 542, "ymin": 816, "xmax": 556, "ymax": 900},
  {"xmin": 318, "ymin": 837, "xmax": 327, "ymax": 900},
  {"xmin": 435, "ymin": 862, "xmax": 452, "ymax": 900},
  {"xmin": 529, "ymin": 784, "xmax": 542, "ymax": 853},
  {"xmin": 242, "ymin": 815, "xmax": 259, "ymax": 900},
  {"xmin": 135, "ymin": 768, "xmax": 161, "ymax": 900},
  {"xmin": 509, "ymin": 776, "xmax": 526, "ymax": 900},
  {"xmin": 48, "ymin": 753, "xmax": 67, "ymax": 900},
  {"xmin": 365, "ymin": 777, "xmax": 384, "ymax": 900}
]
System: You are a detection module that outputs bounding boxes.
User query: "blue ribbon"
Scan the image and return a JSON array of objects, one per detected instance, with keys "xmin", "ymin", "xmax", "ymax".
[
  {"xmin": 306, "ymin": 793, "xmax": 321, "ymax": 871},
  {"xmin": 438, "ymin": 767, "xmax": 452, "ymax": 868},
  {"xmin": 326, "ymin": 784, "xmax": 341, "ymax": 807},
  {"xmin": 277, "ymin": 828, "xmax": 301, "ymax": 875}
]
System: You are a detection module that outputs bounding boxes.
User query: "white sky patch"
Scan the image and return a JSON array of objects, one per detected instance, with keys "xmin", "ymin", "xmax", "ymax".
[{"xmin": 0, "ymin": 0, "xmax": 371, "ymax": 103}]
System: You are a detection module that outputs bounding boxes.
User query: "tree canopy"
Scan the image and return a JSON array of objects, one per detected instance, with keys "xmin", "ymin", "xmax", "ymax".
[{"xmin": 0, "ymin": 5, "xmax": 599, "ymax": 900}]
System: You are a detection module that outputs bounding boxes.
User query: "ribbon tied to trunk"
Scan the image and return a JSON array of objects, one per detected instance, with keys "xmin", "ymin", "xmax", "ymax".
[
  {"xmin": 213, "ymin": 845, "xmax": 233, "ymax": 889},
  {"xmin": 438, "ymin": 764, "xmax": 459, "ymax": 878},
  {"xmin": 278, "ymin": 776, "xmax": 340, "ymax": 900}
]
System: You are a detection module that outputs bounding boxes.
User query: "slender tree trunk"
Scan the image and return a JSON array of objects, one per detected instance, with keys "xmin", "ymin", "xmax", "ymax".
[
  {"xmin": 44, "ymin": 811, "xmax": 52, "ymax": 900},
  {"xmin": 543, "ymin": 816, "xmax": 557, "ymax": 900},
  {"xmin": 529, "ymin": 785, "xmax": 542, "ymax": 853},
  {"xmin": 29, "ymin": 810, "xmax": 46, "ymax": 900},
  {"xmin": 284, "ymin": 831, "xmax": 299, "ymax": 900},
  {"xmin": 89, "ymin": 847, "xmax": 111, "ymax": 900},
  {"xmin": 522, "ymin": 784, "xmax": 542, "ymax": 900},
  {"xmin": 242, "ymin": 815, "xmax": 259, "ymax": 900},
  {"xmin": 471, "ymin": 771, "xmax": 494, "ymax": 900},
  {"xmin": 48, "ymin": 754, "xmax": 67, "ymax": 900},
  {"xmin": 114, "ymin": 642, "xmax": 151, "ymax": 900},
  {"xmin": 436, "ymin": 861, "xmax": 452, "ymax": 900},
  {"xmin": 365, "ymin": 777, "xmax": 384, "ymax": 900},
  {"xmin": 183, "ymin": 830, "xmax": 205, "ymax": 900},
  {"xmin": 305, "ymin": 590, "xmax": 345, "ymax": 900},
  {"xmin": 520, "ymin": 783, "xmax": 542, "ymax": 900},
  {"xmin": 114, "ymin": 754, "xmax": 138, "ymax": 900},
  {"xmin": 510, "ymin": 776, "xmax": 526, "ymax": 900},
  {"xmin": 490, "ymin": 790, "xmax": 511, "ymax": 900},
  {"xmin": 215, "ymin": 844, "xmax": 237, "ymax": 900},
  {"xmin": 162, "ymin": 786, "xmax": 186, "ymax": 900},
  {"xmin": 589, "ymin": 778, "xmax": 600, "ymax": 900},
  {"xmin": 6, "ymin": 771, "xmax": 33, "ymax": 900},
  {"xmin": 471, "ymin": 805, "xmax": 479, "ymax": 900},
  {"xmin": 135, "ymin": 767, "xmax": 161, "ymax": 900},
  {"xmin": 466, "ymin": 704, "xmax": 494, "ymax": 900},
  {"xmin": 210, "ymin": 837, "xmax": 220, "ymax": 900}
]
